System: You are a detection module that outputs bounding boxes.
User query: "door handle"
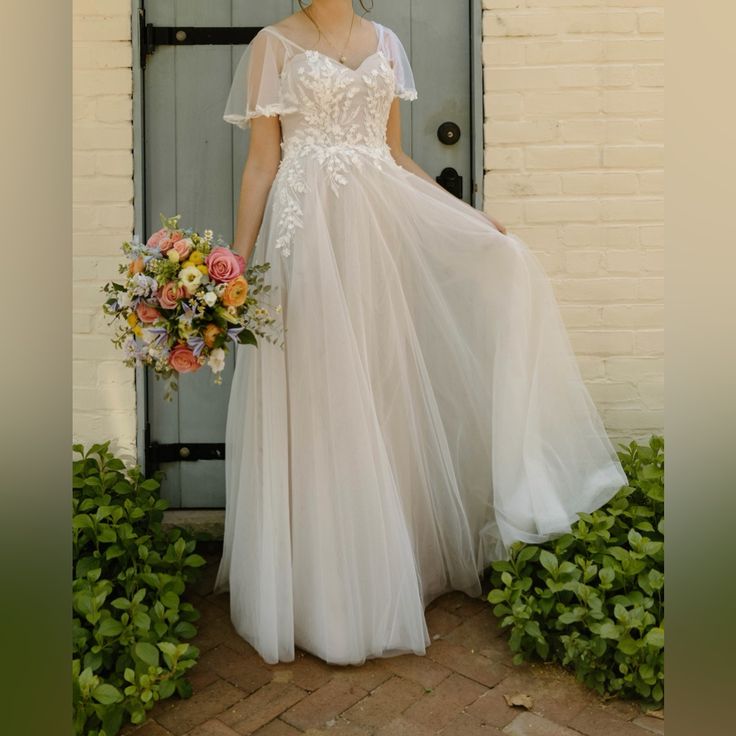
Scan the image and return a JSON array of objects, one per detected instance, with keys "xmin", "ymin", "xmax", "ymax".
[
  {"xmin": 436, "ymin": 167, "xmax": 463, "ymax": 199},
  {"xmin": 437, "ymin": 121, "xmax": 461, "ymax": 146}
]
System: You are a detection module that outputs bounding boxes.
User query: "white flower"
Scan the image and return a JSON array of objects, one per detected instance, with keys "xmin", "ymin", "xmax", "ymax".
[
  {"xmin": 129, "ymin": 273, "xmax": 157, "ymax": 297},
  {"xmin": 179, "ymin": 266, "xmax": 203, "ymax": 294},
  {"xmin": 214, "ymin": 282, "xmax": 227, "ymax": 296},
  {"xmin": 208, "ymin": 347, "xmax": 226, "ymax": 373},
  {"xmin": 203, "ymin": 291, "xmax": 218, "ymax": 307},
  {"xmin": 118, "ymin": 291, "xmax": 132, "ymax": 309},
  {"xmin": 203, "ymin": 229, "xmax": 213, "ymax": 243}
]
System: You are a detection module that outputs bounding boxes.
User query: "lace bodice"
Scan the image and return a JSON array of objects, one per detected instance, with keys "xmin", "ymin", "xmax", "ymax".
[{"xmin": 223, "ymin": 20, "xmax": 418, "ymax": 258}]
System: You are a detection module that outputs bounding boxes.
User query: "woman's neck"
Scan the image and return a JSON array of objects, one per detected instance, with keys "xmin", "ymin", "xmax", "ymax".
[{"xmin": 303, "ymin": 0, "xmax": 356, "ymax": 27}]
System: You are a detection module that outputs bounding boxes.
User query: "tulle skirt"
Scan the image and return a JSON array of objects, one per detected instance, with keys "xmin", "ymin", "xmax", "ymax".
[{"xmin": 213, "ymin": 150, "xmax": 628, "ymax": 665}]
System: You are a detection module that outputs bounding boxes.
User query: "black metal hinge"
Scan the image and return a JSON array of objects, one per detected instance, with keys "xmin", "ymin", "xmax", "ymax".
[
  {"xmin": 138, "ymin": 8, "xmax": 262, "ymax": 69},
  {"xmin": 147, "ymin": 441, "xmax": 226, "ymax": 466}
]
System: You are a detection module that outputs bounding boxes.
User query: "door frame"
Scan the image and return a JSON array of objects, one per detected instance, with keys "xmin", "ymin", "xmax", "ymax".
[{"xmin": 130, "ymin": 0, "xmax": 486, "ymax": 470}]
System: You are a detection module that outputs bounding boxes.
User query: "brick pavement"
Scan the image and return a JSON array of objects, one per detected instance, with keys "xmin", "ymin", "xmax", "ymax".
[{"xmin": 122, "ymin": 542, "xmax": 664, "ymax": 736}]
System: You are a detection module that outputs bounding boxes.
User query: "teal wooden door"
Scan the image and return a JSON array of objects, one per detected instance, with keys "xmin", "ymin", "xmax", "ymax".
[{"xmin": 141, "ymin": 0, "xmax": 477, "ymax": 508}]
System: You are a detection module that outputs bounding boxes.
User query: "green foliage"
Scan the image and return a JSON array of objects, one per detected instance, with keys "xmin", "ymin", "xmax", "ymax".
[
  {"xmin": 486, "ymin": 435, "xmax": 664, "ymax": 706},
  {"xmin": 72, "ymin": 442, "xmax": 206, "ymax": 736}
]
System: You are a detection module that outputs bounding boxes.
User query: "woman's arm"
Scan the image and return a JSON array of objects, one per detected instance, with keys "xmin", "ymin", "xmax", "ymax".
[
  {"xmin": 385, "ymin": 98, "xmax": 507, "ymax": 235},
  {"xmin": 232, "ymin": 115, "xmax": 283, "ymax": 264}
]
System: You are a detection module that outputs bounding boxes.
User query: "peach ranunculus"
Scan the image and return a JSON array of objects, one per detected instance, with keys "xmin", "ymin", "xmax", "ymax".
[
  {"xmin": 205, "ymin": 247, "xmax": 245, "ymax": 283},
  {"xmin": 158, "ymin": 281, "xmax": 184, "ymax": 309},
  {"xmin": 222, "ymin": 276, "xmax": 249, "ymax": 307},
  {"xmin": 170, "ymin": 237, "xmax": 193, "ymax": 261},
  {"xmin": 203, "ymin": 323, "xmax": 223, "ymax": 348},
  {"xmin": 146, "ymin": 228, "xmax": 168, "ymax": 248},
  {"xmin": 168, "ymin": 344, "xmax": 201, "ymax": 373},
  {"xmin": 128, "ymin": 255, "xmax": 145, "ymax": 275},
  {"xmin": 135, "ymin": 302, "xmax": 161, "ymax": 324}
]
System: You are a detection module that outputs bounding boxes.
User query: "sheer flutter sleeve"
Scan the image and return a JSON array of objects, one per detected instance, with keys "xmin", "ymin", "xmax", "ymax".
[
  {"xmin": 223, "ymin": 29, "xmax": 296, "ymax": 129},
  {"xmin": 382, "ymin": 27, "xmax": 418, "ymax": 101}
]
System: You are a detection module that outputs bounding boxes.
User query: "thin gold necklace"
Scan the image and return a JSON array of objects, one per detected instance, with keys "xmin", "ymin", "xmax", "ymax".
[{"xmin": 303, "ymin": 9, "xmax": 357, "ymax": 65}]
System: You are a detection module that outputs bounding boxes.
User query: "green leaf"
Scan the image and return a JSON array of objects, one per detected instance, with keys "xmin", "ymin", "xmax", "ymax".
[
  {"xmin": 158, "ymin": 678, "xmax": 176, "ymax": 699},
  {"xmin": 92, "ymin": 683, "xmax": 123, "ymax": 705},
  {"xmin": 644, "ymin": 627, "xmax": 664, "ymax": 649},
  {"xmin": 618, "ymin": 636, "xmax": 640, "ymax": 656},
  {"xmin": 174, "ymin": 621, "xmax": 197, "ymax": 639},
  {"xmin": 237, "ymin": 329, "xmax": 258, "ymax": 346},
  {"xmin": 97, "ymin": 618, "xmax": 124, "ymax": 637},
  {"xmin": 158, "ymin": 642, "xmax": 178, "ymax": 657},
  {"xmin": 161, "ymin": 591, "xmax": 180, "ymax": 609},
  {"xmin": 134, "ymin": 642, "xmax": 160, "ymax": 667},
  {"xmin": 73, "ymin": 514, "xmax": 95, "ymax": 530},
  {"xmin": 598, "ymin": 622, "xmax": 621, "ymax": 640},
  {"xmin": 539, "ymin": 550, "xmax": 559, "ymax": 575},
  {"xmin": 184, "ymin": 553, "xmax": 207, "ymax": 568},
  {"xmin": 487, "ymin": 589, "xmax": 506, "ymax": 604}
]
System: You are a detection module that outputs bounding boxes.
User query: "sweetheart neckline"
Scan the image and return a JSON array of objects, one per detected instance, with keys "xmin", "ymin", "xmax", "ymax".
[
  {"xmin": 289, "ymin": 48, "xmax": 387, "ymax": 76},
  {"xmin": 262, "ymin": 22, "xmax": 385, "ymax": 75}
]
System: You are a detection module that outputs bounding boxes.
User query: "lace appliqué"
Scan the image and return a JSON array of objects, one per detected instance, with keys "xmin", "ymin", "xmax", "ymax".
[{"xmin": 270, "ymin": 51, "xmax": 396, "ymax": 259}]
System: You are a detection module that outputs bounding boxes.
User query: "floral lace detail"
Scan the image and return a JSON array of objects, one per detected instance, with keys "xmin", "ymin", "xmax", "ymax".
[{"xmin": 270, "ymin": 50, "xmax": 397, "ymax": 259}]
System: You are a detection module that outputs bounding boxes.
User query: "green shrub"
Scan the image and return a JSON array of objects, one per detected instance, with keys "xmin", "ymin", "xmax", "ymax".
[
  {"xmin": 72, "ymin": 442, "xmax": 205, "ymax": 736},
  {"xmin": 486, "ymin": 435, "xmax": 664, "ymax": 706}
]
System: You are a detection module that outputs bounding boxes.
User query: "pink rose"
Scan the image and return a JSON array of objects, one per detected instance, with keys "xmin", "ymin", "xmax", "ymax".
[
  {"xmin": 146, "ymin": 228, "xmax": 168, "ymax": 249},
  {"xmin": 205, "ymin": 246, "xmax": 245, "ymax": 283},
  {"xmin": 135, "ymin": 302, "xmax": 161, "ymax": 323},
  {"xmin": 170, "ymin": 230, "xmax": 184, "ymax": 243},
  {"xmin": 168, "ymin": 344, "xmax": 201, "ymax": 374},
  {"xmin": 158, "ymin": 238, "xmax": 174, "ymax": 254},
  {"xmin": 159, "ymin": 281, "xmax": 183, "ymax": 309},
  {"xmin": 171, "ymin": 238, "xmax": 193, "ymax": 261}
]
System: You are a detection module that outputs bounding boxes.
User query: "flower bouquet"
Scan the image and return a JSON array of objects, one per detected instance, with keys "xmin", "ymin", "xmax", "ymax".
[{"xmin": 102, "ymin": 214, "xmax": 283, "ymax": 399}]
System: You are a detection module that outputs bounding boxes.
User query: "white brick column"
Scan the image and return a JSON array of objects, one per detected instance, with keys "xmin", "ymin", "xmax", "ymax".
[
  {"xmin": 481, "ymin": 0, "xmax": 664, "ymax": 442},
  {"xmin": 73, "ymin": 0, "xmax": 136, "ymax": 455}
]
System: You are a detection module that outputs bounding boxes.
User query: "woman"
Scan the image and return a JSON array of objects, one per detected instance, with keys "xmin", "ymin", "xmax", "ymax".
[{"xmin": 213, "ymin": 0, "xmax": 628, "ymax": 666}]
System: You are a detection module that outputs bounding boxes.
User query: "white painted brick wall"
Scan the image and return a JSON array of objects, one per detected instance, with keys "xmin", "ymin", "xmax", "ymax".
[
  {"xmin": 72, "ymin": 2, "xmax": 663, "ymax": 459},
  {"xmin": 481, "ymin": 0, "xmax": 664, "ymax": 443},
  {"xmin": 73, "ymin": 0, "xmax": 136, "ymax": 456}
]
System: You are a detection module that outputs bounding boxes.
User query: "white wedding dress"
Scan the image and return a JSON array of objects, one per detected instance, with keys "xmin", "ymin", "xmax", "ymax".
[{"xmin": 213, "ymin": 20, "xmax": 627, "ymax": 665}]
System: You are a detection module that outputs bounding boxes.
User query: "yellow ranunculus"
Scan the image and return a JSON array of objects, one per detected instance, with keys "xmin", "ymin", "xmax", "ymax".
[
  {"xmin": 181, "ymin": 260, "xmax": 194, "ymax": 270},
  {"xmin": 189, "ymin": 250, "xmax": 204, "ymax": 265},
  {"xmin": 133, "ymin": 325, "xmax": 143, "ymax": 336},
  {"xmin": 127, "ymin": 313, "xmax": 138, "ymax": 327},
  {"xmin": 197, "ymin": 264, "xmax": 209, "ymax": 276}
]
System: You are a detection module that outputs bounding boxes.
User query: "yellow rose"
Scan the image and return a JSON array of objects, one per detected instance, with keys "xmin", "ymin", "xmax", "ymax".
[
  {"xmin": 189, "ymin": 250, "xmax": 204, "ymax": 265},
  {"xmin": 127, "ymin": 313, "xmax": 138, "ymax": 327}
]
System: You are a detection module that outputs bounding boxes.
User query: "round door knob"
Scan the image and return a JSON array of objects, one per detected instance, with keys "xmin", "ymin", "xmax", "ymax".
[
  {"xmin": 437, "ymin": 121, "xmax": 461, "ymax": 146},
  {"xmin": 176, "ymin": 30, "xmax": 187, "ymax": 42},
  {"xmin": 179, "ymin": 446, "xmax": 191, "ymax": 459}
]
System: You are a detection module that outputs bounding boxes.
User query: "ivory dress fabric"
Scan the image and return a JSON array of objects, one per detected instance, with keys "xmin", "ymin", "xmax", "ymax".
[{"xmin": 213, "ymin": 20, "xmax": 628, "ymax": 665}]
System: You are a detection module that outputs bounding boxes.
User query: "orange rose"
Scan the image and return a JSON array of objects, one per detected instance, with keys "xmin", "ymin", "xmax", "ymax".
[
  {"xmin": 168, "ymin": 344, "xmax": 201, "ymax": 374},
  {"xmin": 128, "ymin": 256, "xmax": 145, "ymax": 275},
  {"xmin": 221, "ymin": 276, "xmax": 249, "ymax": 307},
  {"xmin": 135, "ymin": 302, "xmax": 161, "ymax": 324},
  {"xmin": 203, "ymin": 323, "xmax": 222, "ymax": 348}
]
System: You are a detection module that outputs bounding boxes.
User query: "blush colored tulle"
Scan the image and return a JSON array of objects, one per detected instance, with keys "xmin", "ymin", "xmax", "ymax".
[{"xmin": 213, "ymin": 20, "xmax": 627, "ymax": 666}]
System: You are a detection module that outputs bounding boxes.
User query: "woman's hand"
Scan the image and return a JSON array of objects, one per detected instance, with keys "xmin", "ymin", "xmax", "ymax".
[{"xmin": 481, "ymin": 211, "xmax": 507, "ymax": 235}]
